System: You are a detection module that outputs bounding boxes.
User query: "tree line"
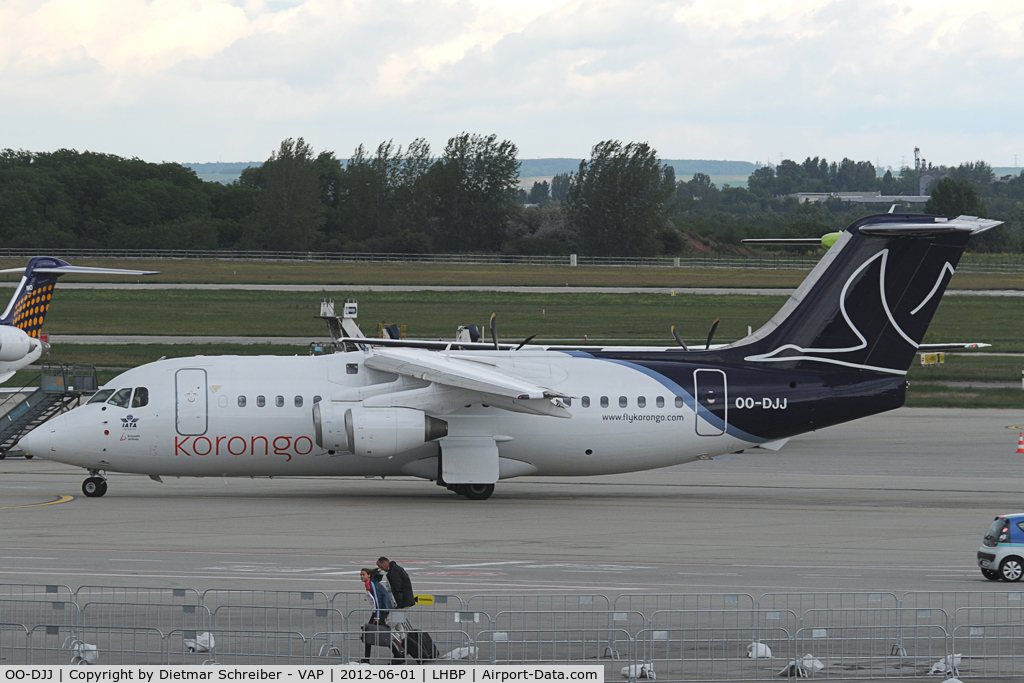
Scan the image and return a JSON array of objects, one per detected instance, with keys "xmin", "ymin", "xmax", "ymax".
[{"xmin": 2, "ymin": 139, "xmax": 1023, "ymax": 256}]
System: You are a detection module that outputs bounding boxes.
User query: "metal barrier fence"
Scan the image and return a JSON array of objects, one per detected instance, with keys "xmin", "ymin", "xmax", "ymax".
[
  {"xmin": 0, "ymin": 584, "xmax": 73, "ymax": 602},
  {"xmin": 794, "ymin": 624, "xmax": 949, "ymax": 679},
  {"xmin": 637, "ymin": 626, "xmax": 793, "ymax": 681},
  {"xmin": 952, "ymin": 621, "xmax": 1024, "ymax": 679},
  {"xmin": 80, "ymin": 602, "xmax": 212, "ymax": 634},
  {"xmin": 0, "ymin": 246, "xmax": 1021, "ymax": 273},
  {"xmin": 0, "ymin": 598, "xmax": 78, "ymax": 631},
  {"xmin": 212, "ymin": 605, "xmax": 344, "ymax": 638},
  {"xmin": 615, "ymin": 593, "xmax": 756, "ymax": 615},
  {"xmin": 75, "ymin": 585, "xmax": 202, "ymax": 605},
  {"xmin": 203, "ymin": 588, "xmax": 332, "ymax": 610},
  {"xmin": 0, "ymin": 623, "xmax": 31, "ymax": 665},
  {"xmin": 468, "ymin": 594, "xmax": 611, "ymax": 614},
  {"xmin": 11, "ymin": 584, "xmax": 1024, "ymax": 676}
]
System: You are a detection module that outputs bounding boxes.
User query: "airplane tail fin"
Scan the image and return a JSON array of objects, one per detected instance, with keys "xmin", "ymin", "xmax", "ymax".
[
  {"xmin": 0, "ymin": 257, "xmax": 158, "ymax": 338},
  {"xmin": 729, "ymin": 214, "xmax": 1001, "ymax": 375}
]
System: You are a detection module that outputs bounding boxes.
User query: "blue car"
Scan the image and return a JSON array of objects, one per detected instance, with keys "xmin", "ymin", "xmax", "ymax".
[{"xmin": 978, "ymin": 514, "xmax": 1024, "ymax": 581}]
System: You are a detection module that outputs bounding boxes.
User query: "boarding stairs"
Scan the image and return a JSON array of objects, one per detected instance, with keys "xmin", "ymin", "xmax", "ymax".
[{"xmin": 0, "ymin": 363, "xmax": 99, "ymax": 457}]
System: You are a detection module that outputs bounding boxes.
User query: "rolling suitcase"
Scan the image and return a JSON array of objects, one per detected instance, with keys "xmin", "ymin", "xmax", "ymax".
[{"xmin": 405, "ymin": 630, "xmax": 439, "ymax": 663}]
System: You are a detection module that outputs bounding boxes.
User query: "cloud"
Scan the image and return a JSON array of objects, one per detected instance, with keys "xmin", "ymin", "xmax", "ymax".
[{"xmin": 2, "ymin": 0, "xmax": 1023, "ymax": 166}]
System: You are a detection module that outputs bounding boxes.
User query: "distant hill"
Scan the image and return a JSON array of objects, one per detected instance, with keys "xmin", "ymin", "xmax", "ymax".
[
  {"xmin": 183, "ymin": 161, "xmax": 261, "ymax": 184},
  {"xmin": 518, "ymin": 158, "xmax": 757, "ymax": 189},
  {"xmin": 994, "ymin": 167, "xmax": 1024, "ymax": 178},
  {"xmin": 519, "ymin": 158, "xmax": 756, "ymax": 177}
]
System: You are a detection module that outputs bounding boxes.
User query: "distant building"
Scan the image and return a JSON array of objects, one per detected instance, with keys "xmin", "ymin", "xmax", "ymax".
[{"xmin": 788, "ymin": 191, "xmax": 929, "ymax": 205}]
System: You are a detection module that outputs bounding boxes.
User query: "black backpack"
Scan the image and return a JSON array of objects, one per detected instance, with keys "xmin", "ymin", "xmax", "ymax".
[{"xmin": 404, "ymin": 630, "xmax": 439, "ymax": 663}]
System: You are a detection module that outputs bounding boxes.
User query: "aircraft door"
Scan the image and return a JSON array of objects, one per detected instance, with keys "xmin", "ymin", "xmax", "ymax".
[
  {"xmin": 693, "ymin": 369, "xmax": 727, "ymax": 436},
  {"xmin": 175, "ymin": 368, "xmax": 208, "ymax": 436}
]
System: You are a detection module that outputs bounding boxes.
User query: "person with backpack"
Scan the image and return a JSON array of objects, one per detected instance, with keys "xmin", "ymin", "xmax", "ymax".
[{"xmin": 360, "ymin": 568, "xmax": 404, "ymax": 664}]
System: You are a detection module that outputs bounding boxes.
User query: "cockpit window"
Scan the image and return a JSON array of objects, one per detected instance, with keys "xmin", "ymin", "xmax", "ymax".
[
  {"xmin": 88, "ymin": 389, "xmax": 115, "ymax": 405},
  {"xmin": 131, "ymin": 387, "xmax": 149, "ymax": 408},
  {"xmin": 107, "ymin": 388, "xmax": 132, "ymax": 408}
]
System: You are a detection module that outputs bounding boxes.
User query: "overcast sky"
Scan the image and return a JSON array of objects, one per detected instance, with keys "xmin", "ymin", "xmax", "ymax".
[{"xmin": 2, "ymin": 0, "xmax": 1022, "ymax": 168}]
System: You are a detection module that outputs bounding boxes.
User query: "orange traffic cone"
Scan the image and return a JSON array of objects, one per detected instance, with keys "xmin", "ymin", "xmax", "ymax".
[{"xmin": 1016, "ymin": 433, "xmax": 1024, "ymax": 454}]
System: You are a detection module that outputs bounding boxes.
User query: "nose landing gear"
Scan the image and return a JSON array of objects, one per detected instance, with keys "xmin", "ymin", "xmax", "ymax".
[{"xmin": 82, "ymin": 470, "xmax": 108, "ymax": 498}]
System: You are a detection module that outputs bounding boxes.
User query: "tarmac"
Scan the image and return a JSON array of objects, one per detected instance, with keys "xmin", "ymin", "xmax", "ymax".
[{"xmin": 0, "ymin": 407, "xmax": 1021, "ymax": 597}]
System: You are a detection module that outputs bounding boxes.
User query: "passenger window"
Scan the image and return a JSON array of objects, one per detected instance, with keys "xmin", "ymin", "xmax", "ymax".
[
  {"xmin": 619, "ymin": 396, "xmax": 627, "ymax": 408},
  {"xmin": 600, "ymin": 396, "xmax": 609, "ymax": 408},
  {"xmin": 637, "ymin": 396, "xmax": 646, "ymax": 408},
  {"xmin": 656, "ymin": 396, "xmax": 665, "ymax": 408},
  {"xmin": 564, "ymin": 397, "xmax": 571, "ymax": 407},
  {"xmin": 88, "ymin": 390, "xmax": 115, "ymax": 405},
  {"xmin": 275, "ymin": 395, "xmax": 284, "ymax": 407},
  {"xmin": 581, "ymin": 396, "xmax": 590, "ymax": 408},
  {"xmin": 218, "ymin": 395, "xmax": 228, "ymax": 408},
  {"xmin": 313, "ymin": 395, "xmax": 322, "ymax": 403},
  {"xmin": 294, "ymin": 395, "xmax": 303, "ymax": 407},
  {"xmin": 257, "ymin": 395, "xmax": 266, "ymax": 407},
  {"xmin": 346, "ymin": 364, "xmax": 359, "ymax": 374},
  {"xmin": 130, "ymin": 387, "xmax": 149, "ymax": 408},
  {"xmin": 675, "ymin": 396, "xmax": 684, "ymax": 408},
  {"xmin": 107, "ymin": 388, "xmax": 132, "ymax": 408},
  {"xmin": 238, "ymin": 396, "xmax": 246, "ymax": 407}
]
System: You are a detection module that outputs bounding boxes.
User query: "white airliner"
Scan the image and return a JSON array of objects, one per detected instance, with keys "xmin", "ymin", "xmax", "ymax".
[
  {"xmin": 0, "ymin": 257, "xmax": 157, "ymax": 383},
  {"xmin": 17, "ymin": 214, "xmax": 999, "ymax": 499}
]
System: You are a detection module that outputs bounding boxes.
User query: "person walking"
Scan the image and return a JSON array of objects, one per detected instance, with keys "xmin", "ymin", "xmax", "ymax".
[
  {"xmin": 360, "ymin": 568, "xmax": 403, "ymax": 664},
  {"xmin": 377, "ymin": 557, "xmax": 416, "ymax": 609},
  {"xmin": 377, "ymin": 557, "xmax": 415, "ymax": 634}
]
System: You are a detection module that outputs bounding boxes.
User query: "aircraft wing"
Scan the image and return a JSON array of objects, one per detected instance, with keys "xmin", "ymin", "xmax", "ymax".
[
  {"xmin": 364, "ymin": 348, "xmax": 564, "ymax": 400},
  {"xmin": 337, "ymin": 336, "xmax": 525, "ymax": 351}
]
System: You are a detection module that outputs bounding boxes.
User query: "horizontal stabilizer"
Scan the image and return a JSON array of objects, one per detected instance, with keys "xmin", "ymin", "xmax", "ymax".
[
  {"xmin": 0, "ymin": 265, "xmax": 160, "ymax": 276},
  {"xmin": 741, "ymin": 238, "xmax": 822, "ymax": 246},
  {"xmin": 918, "ymin": 342, "xmax": 991, "ymax": 350},
  {"xmin": 858, "ymin": 215, "xmax": 1002, "ymax": 236}
]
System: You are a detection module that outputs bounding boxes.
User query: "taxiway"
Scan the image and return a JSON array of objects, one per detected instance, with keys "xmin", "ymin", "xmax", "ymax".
[{"xmin": 0, "ymin": 407, "xmax": 1019, "ymax": 598}]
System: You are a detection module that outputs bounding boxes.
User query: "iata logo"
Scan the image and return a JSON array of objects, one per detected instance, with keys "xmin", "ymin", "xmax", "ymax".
[{"xmin": 121, "ymin": 415, "xmax": 139, "ymax": 429}]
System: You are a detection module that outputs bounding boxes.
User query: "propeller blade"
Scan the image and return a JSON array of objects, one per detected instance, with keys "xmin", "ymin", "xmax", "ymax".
[
  {"xmin": 515, "ymin": 334, "xmax": 538, "ymax": 351},
  {"xmin": 705, "ymin": 318, "xmax": 720, "ymax": 349},
  {"xmin": 490, "ymin": 313, "xmax": 499, "ymax": 350},
  {"xmin": 671, "ymin": 326, "xmax": 688, "ymax": 351}
]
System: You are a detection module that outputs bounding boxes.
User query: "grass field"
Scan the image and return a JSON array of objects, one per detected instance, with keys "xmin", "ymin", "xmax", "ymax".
[
  {"xmin": 0, "ymin": 281, "xmax": 1016, "ymax": 408},
  {"xmin": 37, "ymin": 289, "xmax": 1024, "ymax": 355},
  {"xmin": 0, "ymin": 257, "xmax": 1022, "ymax": 290},
  {"xmin": 905, "ymin": 387, "xmax": 1023, "ymax": 408}
]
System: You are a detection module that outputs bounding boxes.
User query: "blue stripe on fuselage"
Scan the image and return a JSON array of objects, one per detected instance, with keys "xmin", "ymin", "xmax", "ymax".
[{"xmin": 557, "ymin": 350, "xmax": 766, "ymax": 443}]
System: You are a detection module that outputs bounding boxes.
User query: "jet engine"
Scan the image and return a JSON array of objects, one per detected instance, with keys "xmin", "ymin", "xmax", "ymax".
[
  {"xmin": 313, "ymin": 402, "xmax": 448, "ymax": 457},
  {"xmin": 0, "ymin": 325, "xmax": 32, "ymax": 362}
]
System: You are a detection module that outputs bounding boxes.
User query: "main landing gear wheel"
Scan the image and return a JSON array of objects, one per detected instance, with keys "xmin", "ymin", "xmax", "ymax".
[
  {"xmin": 982, "ymin": 568, "xmax": 1001, "ymax": 581},
  {"xmin": 461, "ymin": 484, "xmax": 495, "ymax": 501},
  {"xmin": 82, "ymin": 477, "xmax": 108, "ymax": 498},
  {"xmin": 1000, "ymin": 557, "xmax": 1023, "ymax": 582}
]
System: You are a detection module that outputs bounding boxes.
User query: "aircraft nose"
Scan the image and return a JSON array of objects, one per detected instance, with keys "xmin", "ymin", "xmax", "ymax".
[{"xmin": 17, "ymin": 415, "xmax": 65, "ymax": 457}]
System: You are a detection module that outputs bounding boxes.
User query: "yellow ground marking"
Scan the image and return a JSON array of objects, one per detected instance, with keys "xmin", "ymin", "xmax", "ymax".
[{"xmin": 0, "ymin": 494, "xmax": 74, "ymax": 510}]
